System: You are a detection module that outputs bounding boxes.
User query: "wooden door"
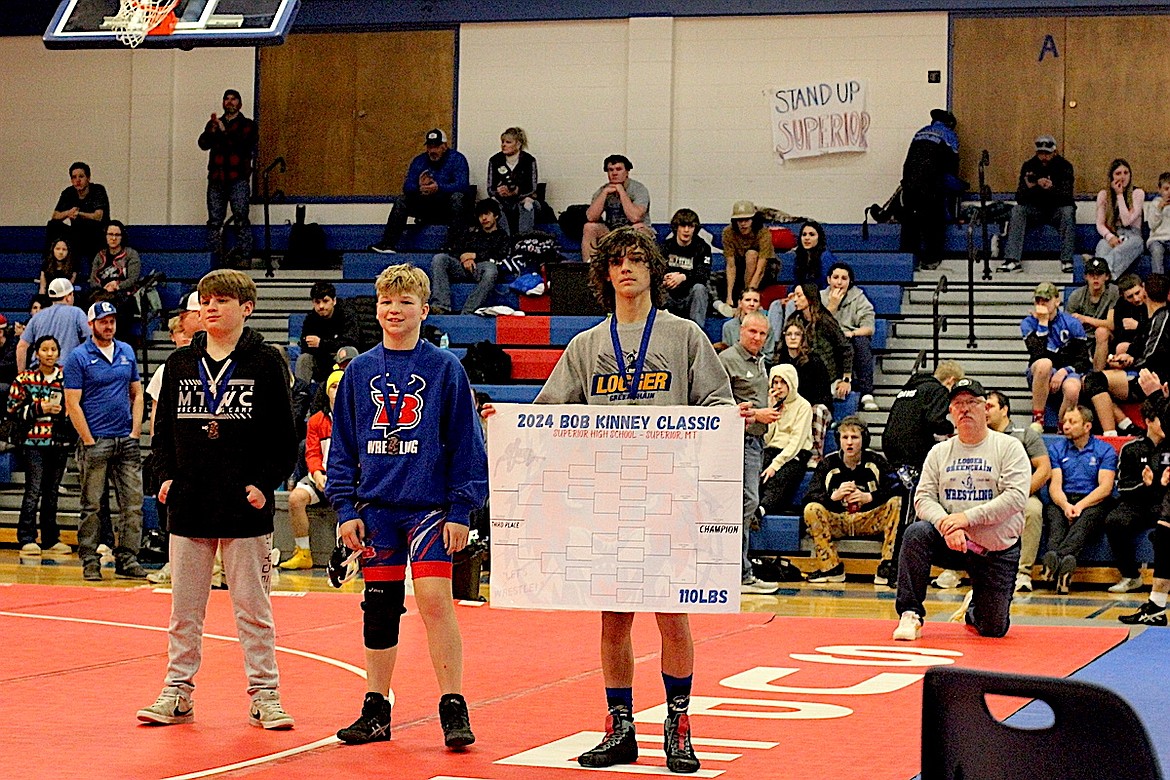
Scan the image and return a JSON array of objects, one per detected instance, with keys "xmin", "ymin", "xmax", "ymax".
[
  {"xmin": 258, "ymin": 30, "xmax": 456, "ymax": 198},
  {"xmin": 1064, "ymin": 16, "xmax": 1170, "ymax": 195},
  {"xmin": 951, "ymin": 17, "xmax": 1067, "ymax": 194}
]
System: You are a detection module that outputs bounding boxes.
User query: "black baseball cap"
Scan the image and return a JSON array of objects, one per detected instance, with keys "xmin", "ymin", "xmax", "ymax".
[
  {"xmin": 1085, "ymin": 257, "xmax": 1110, "ymax": 276},
  {"xmin": 949, "ymin": 378, "xmax": 986, "ymax": 401},
  {"xmin": 424, "ymin": 128, "xmax": 447, "ymax": 146}
]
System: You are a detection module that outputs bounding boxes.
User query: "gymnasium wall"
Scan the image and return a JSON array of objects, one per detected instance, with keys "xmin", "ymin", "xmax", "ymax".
[{"xmin": 2, "ymin": 12, "xmax": 947, "ymax": 227}]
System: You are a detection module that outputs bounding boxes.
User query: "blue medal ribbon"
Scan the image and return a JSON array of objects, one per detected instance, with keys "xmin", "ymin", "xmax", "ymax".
[
  {"xmin": 609, "ymin": 307, "xmax": 657, "ymax": 401},
  {"xmin": 197, "ymin": 356, "xmax": 237, "ymax": 418},
  {"xmin": 380, "ymin": 342, "xmax": 421, "ymax": 437}
]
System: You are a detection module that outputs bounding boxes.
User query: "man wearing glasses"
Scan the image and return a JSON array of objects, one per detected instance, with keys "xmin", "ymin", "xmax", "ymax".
[
  {"xmin": 1020, "ymin": 281, "xmax": 1088, "ymax": 432},
  {"xmin": 892, "ymin": 379, "xmax": 1031, "ymax": 641}
]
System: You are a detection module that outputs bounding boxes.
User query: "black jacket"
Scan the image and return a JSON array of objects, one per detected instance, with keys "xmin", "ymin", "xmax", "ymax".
[
  {"xmin": 883, "ymin": 372, "xmax": 952, "ymax": 470},
  {"xmin": 299, "ymin": 300, "xmax": 361, "ymax": 380},
  {"xmin": 1117, "ymin": 435, "xmax": 1170, "ymax": 509},
  {"xmin": 1015, "ymin": 154, "xmax": 1075, "ymax": 210},
  {"xmin": 804, "ymin": 449, "xmax": 896, "ymax": 514},
  {"xmin": 154, "ymin": 328, "xmax": 297, "ymax": 538},
  {"xmin": 448, "ymin": 224, "xmax": 512, "ymax": 264}
]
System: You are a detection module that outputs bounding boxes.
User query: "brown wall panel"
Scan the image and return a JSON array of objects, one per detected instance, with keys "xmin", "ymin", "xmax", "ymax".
[
  {"xmin": 258, "ymin": 30, "xmax": 456, "ymax": 198},
  {"xmin": 951, "ymin": 17, "xmax": 1066, "ymax": 194},
  {"xmin": 1064, "ymin": 16, "xmax": 1170, "ymax": 195}
]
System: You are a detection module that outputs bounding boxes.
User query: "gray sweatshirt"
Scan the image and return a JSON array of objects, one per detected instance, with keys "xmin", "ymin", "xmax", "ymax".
[
  {"xmin": 820, "ymin": 285, "xmax": 876, "ymax": 333},
  {"xmin": 535, "ymin": 310, "xmax": 733, "ymax": 407},
  {"xmin": 914, "ymin": 429, "xmax": 1030, "ymax": 551}
]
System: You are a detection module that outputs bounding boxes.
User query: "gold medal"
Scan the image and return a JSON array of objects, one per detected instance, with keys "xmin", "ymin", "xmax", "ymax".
[
  {"xmin": 207, "ymin": 420, "xmax": 220, "ymax": 440},
  {"xmin": 387, "ymin": 434, "xmax": 399, "ymax": 453}
]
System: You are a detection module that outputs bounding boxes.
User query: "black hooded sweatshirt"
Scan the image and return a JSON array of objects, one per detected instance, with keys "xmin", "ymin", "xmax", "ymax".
[
  {"xmin": 882, "ymin": 372, "xmax": 953, "ymax": 471},
  {"xmin": 153, "ymin": 327, "xmax": 297, "ymax": 538}
]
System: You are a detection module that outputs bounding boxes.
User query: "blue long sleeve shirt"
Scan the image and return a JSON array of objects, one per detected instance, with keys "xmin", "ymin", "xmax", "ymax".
[
  {"xmin": 326, "ymin": 340, "xmax": 487, "ymax": 527},
  {"xmin": 402, "ymin": 149, "xmax": 470, "ymax": 195}
]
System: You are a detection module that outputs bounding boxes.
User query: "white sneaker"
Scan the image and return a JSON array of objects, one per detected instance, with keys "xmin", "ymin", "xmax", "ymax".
[
  {"xmin": 712, "ymin": 301, "xmax": 736, "ymax": 318},
  {"xmin": 893, "ymin": 611, "xmax": 922, "ymax": 641},
  {"xmin": 932, "ymin": 569, "xmax": 962, "ymax": 590},
  {"xmin": 44, "ymin": 542, "xmax": 72, "ymax": 555},
  {"xmin": 20, "ymin": 542, "xmax": 41, "ymax": 555},
  {"xmin": 137, "ymin": 686, "xmax": 194, "ymax": 725},
  {"xmin": 147, "ymin": 562, "xmax": 171, "ymax": 584},
  {"xmin": 1108, "ymin": 576, "xmax": 1144, "ymax": 594},
  {"xmin": 249, "ymin": 689, "xmax": 294, "ymax": 730},
  {"xmin": 860, "ymin": 394, "xmax": 878, "ymax": 411},
  {"xmin": 741, "ymin": 576, "xmax": 779, "ymax": 594},
  {"xmin": 1014, "ymin": 573, "xmax": 1033, "ymax": 593},
  {"xmin": 949, "ymin": 590, "xmax": 974, "ymax": 623}
]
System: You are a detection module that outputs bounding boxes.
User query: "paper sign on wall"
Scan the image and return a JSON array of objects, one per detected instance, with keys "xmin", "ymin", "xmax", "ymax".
[{"xmin": 771, "ymin": 80, "xmax": 870, "ymax": 160}]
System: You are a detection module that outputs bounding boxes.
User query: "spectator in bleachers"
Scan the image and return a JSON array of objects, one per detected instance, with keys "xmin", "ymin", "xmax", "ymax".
[
  {"xmin": 90, "ymin": 220, "xmax": 141, "ymax": 344},
  {"xmin": 281, "ymin": 369, "xmax": 342, "ymax": 572},
  {"xmin": 802, "ymin": 415, "xmax": 900, "ymax": 586},
  {"xmin": 893, "ymin": 378, "xmax": 1029, "ymax": 641},
  {"xmin": 1145, "ymin": 172, "xmax": 1170, "ymax": 274},
  {"xmin": 487, "ymin": 127, "xmax": 539, "ymax": 235},
  {"xmin": 29, "ymin": 294, "xmax": 52, "ymax": 318},
  {"xmin": 1083, "ymin": 274, "xmax": 1169, "ymax": 436},
  {"xmin": 985, "ymin": 390, "xmax": 1051, "ymax": 593},
  {"xmin": 821, "ymin": 261, "xmax": 877, "ymax": 411},
  {"xmin": 660, "ymin": 208, "xmax": 711, "ymax": 328},
  {"xmin": 1104, "ymin": 273, "xmax": 1149, "ymax": 366},
  {"xmin": 997, "ymin": 135, "xmax": 1076, "ymax": 274},
  {"xmin": 371, "ymin": 129, "xmax": 471, "ymax": 254},
  {"xmin": 198, "ymin": 89, "xmax": 257, "ymax": 267},
  {"xmin": 790, "ymin": 283, "xmax": 853, "ymax": 402},
  {"xmin": 17, "ymin": 278, "xmax": 90, "ymax": 372},
  {"xmin": 1021, "ymin": 281, "xmax": 1088, "ymax": 431},
  {"xmin": 1042, "ymin": 405, "xmax": 1117, "ymax": 594},
  {"xmin": 790, "ymin": 220, "xmax": 836, "ymax": 287},
  {"xmin": 178, "ymin": 290, "xmax": 203, "ymax": 339},
  {"xmin": 773, "ymin": 319, "xmax": 832, "ymax": 462},
  {"xmin": 1119, "ymin": 477, "xmax": 1170, "ymax": 625},
  {"xmin": 296, "ymin": 281, "xmax": 360, "ymax": 383},
  {"xmin": 9, "ymin": 334, "xmax": 72, "ymax": 558},
  {"xmin": 759, "ymin": 363, "xmax": 813, "ymax": 516},
  {"xmin": 581, "ymin": 154, "xmax": 652, "ymax": 262},
  {"xmin": 1094, "ymin": 159, "xmax": 1145, "ymax": 279},
  {"xmin": 1104, "ymin": 395, "xmax": 1169, "ymax": 595},
  {"xmin": 899, "ymin": 109, "xmax": 961, "ymax": 272},
  {"xmin": 0, "ymin": 316, "xmax": 18, "ymax": 394},
  {"xmin": 40, "ymin": 238, "xmax": 77, "ymax": 296},
  {"xmin": 883, "ymin": 359, "xmax": 964, "ymax": 476},
  {"xmin": 1066, "ymin": 257, "xmax": 1118, "ymax": 370},
  {"xmin": 48, "ymin": 162, "xmax": 109, "ymax": 266},
  {"xmin": 64, "ymin": 301, "xmax": 146, "ymax": 582},
  {"xmin": 718, "ymin": 311, "xmax": 780, "ymax": 594},
  {"xmin": 721, "ymin": 202, "xmax": 775, "ymax": 309},
  {"xmin": 720, "ymin": 288, "xmax": 774, "ymax": 357},
  {"xmin": 429, "ymin": 199, "xmax": 511, "ymax": 315}
]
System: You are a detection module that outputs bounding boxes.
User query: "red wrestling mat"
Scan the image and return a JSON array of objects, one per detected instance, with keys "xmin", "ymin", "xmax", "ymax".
[{"xmin": 0, "ymin": 584, "xmax": 1127, "ymax": 780}]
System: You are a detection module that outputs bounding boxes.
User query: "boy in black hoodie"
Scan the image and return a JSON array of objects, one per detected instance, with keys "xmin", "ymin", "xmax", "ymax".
[{"xmin": 137, "ymin": 269, "xmax": 298, "ymax": 730}]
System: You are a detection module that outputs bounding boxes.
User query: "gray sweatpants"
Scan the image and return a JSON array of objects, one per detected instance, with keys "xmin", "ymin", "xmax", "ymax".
[{"xmin": 164, "ymin": 534, "xmax": 280, "ymax": 697}]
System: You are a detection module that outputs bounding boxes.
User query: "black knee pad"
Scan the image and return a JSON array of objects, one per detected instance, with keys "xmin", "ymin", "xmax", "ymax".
[
  {"xmin": 1154, "ymin": 524, "xmax": 1170, "ymax": 580},
  {"xmin": 1082, "ymin": 371, "xmax": 1108, "ymax": 399},
  {"xmin": 362, "ymin": 580, "xmax": 407, "ymax": 650}
]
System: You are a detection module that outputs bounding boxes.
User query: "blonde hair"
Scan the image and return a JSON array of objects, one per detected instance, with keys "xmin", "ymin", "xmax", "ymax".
[
  {"xmin": 934, "ymin": 359, "xmax": 964, "ymax": 383},
  {"xmin": 375, "ymin": 263, "xmax": 431, "ymax": 303},
  {"xmin": 167, "ymin": 315, "xmax": 182, "ymax": 335},
  {"xmin": 501, "ymin": 127, "xmax": 528, "ymax": 150},
  {"xmin": 198, "ymin": 269, "xmax": 256, "ymax": 307}
]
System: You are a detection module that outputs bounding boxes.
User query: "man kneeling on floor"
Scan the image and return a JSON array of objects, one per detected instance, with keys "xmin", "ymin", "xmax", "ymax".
[
  {"xmin": 802, "ymin": 415, "xmax": 901, "ymax": 585},
  {"xmin": 893, "ymin": 379, "xmax": 1030, "ymax": 641}
]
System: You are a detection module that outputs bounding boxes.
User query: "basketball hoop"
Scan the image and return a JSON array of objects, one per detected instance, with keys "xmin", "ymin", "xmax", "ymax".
[{"xmin": 108, "ymin": 0, "xmax": 180, "ymax": 48}]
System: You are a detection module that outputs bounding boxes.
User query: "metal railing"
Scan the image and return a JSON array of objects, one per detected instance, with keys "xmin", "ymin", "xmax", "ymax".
[
  {"xmin": 260, "ymin": 157, "xmax": 286, "ymax": 278},
  {"xmin": 931, "ymin": 275, "xmax": 948, "ymax": 368}
]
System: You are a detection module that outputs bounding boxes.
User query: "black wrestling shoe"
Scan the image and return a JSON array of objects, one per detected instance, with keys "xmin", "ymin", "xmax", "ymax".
[
  {"xmin": 337, "ymin": 693, "xmax": 392, "ymax": 744},
  {"xmin": 439, "ymin": 693, "xmax": 475, "ymax": 749},
  {"xmin": 1119, "ymin": 600, "xmax": 1168, "ymax": 626},
  {"xmin": 664, "ymin": 713, "xmax": 701, "ymax": 773},
  {"xmin": 578, "ymin": 708, "xmax": 638, "ymax": 768},
  {"xmin": 327, "ymin": 544, "xmax": 358, "ymax": 588}
]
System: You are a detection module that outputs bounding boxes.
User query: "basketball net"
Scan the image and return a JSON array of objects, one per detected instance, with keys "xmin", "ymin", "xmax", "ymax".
[{"xmin": 109, "ymin": 0, "xmax": 180, "ymax": 48}]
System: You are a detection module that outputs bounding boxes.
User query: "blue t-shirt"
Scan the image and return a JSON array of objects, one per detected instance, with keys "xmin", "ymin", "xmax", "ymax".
[
  {"xmin": 1047, "ymin": 435, "xmax": 1117, "ymax": 496},
  {"xmin": 63, "ymin": 338, "xmax": 140, "ymax": 438},
  {"xmin": 21, "ymin": 303, "xmax": 91, "ymax": 367},
  {"xmin": 1020, "ymin": 309, "xmax": 1086, "ymax": 353}
]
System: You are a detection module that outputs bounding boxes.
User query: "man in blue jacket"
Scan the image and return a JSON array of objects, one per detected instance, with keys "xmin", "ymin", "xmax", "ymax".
[{"xmin": 371, "ymin": 129, "xmax": 470, "ymax": 253}]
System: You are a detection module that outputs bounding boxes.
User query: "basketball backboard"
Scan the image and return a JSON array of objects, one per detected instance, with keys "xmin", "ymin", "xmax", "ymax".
[{"xmin": 43, "ymin": 0, "xmax": 300, "ymax": 49}]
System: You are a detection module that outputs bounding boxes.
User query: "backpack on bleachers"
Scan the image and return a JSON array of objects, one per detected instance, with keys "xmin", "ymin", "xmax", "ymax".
[
  {"xmin": 343, "ymin": 296, "xmax": 383, "ymax": 351},
  {"xmin": 558, "ymin": 204, "xmax": 589, "ymax": 243},
  {"xmin": 284, "ymin": 221, "xmax": 335, "ymax": 270},
  {"xmin": 502, "ymin": 231, "xmax": 561, "ymax": 277},
  {"xmin": 461, "ymin": 341, "xmax": 512, "ymax": 383}
]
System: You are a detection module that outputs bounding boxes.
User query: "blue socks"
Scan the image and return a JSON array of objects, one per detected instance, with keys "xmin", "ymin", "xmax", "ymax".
[
  {"xmin": 662, "ymin": 673, "xmax": 692, "ymax": 715},
  {"xmin": 605, "ymin": 687, "xmax": 633, "ymax": 716}
]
